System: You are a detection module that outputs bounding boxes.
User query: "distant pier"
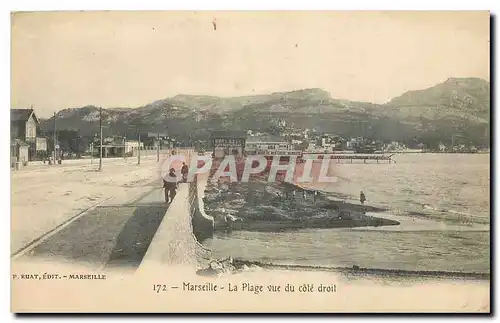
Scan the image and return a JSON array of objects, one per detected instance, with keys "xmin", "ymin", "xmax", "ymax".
[{"xmin": 302, "ymin": 153, "xmax": 395, "ymax": 164}]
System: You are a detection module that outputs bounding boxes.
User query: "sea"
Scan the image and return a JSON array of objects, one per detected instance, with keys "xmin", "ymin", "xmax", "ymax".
[{"xmin": 203, "ymin": 153, "xmax": 491, "ymax": 274}]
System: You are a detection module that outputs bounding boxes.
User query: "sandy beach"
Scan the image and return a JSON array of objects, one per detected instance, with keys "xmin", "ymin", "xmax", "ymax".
[{"xmin": 202, "ymin": 168, "xmax": 400, "ymax": 232}]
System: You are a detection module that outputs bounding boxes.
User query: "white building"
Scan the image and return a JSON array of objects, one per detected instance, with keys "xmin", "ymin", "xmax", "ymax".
[
  {"xmin": 125, "ymin": 140, "xmax": 144, "ymax": 154},
  {"xmin": 245, "ymin": 135, "xmax": 302, "ymax": 156}
]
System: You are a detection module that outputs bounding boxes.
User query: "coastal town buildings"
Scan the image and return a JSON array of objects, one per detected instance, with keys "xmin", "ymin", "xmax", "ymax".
[
  {"xmin": 140, "ymin": 132, "xmax": 171, "ymax": 150},
  {"xmin": 124, "ymin": 140, "xmax": 143, "ymax": 155},
  {"xmin": 94, "ymin": 137, "xmax": 144, "ymax": 158},
  {"xmin": 244, "ymin": 135, "xmax": 302, "ymax": 158},
  {"xmin": 245, "ymin": 135, "xmax": 293, "ymax": 152},
  {"xmin": 210, "ymin": 130, "xmax": 247, "ymax": 158},
  {"xmin": 346, "ymin": 137, "xmax": 361, "ymax": 150},
  {"xmin": 10, "ymin": 108, "xmax": 48, "ymax": 166}
]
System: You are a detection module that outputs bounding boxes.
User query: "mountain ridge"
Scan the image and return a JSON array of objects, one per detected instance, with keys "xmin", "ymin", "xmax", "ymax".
[{"xmin": 34, "ymin": 77, "xmax": 490, "ymax": 148}]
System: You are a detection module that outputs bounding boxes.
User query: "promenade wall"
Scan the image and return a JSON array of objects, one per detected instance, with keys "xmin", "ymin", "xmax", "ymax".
[{"xmin": 139, "ymin": 161, "xmax": 214, "ymax": 271}]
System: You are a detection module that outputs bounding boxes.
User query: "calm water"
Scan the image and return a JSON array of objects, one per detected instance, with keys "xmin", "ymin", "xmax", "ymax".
[{"xmin": 203, "ymin": 154, "xmax": 491, "ymax": 273}]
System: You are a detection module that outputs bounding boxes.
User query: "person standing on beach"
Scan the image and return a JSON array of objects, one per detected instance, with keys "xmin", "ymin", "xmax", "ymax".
[
  {"xmin": 313, "ymin": 190, "xmax": 318, "ymax": 203},
  {"xmin": 302, "ymin": 190, "xmax": 307, "ymax": 200},
  {"xmin": 360, "ymin": 191, "xmax": 366, "ymax": 205}
]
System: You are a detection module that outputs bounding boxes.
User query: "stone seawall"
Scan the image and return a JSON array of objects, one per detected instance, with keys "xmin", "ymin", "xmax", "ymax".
[
  {"xmin": 137, "ymin": 151, "xmax": 213, "ymax": 272},
  {"xmin": 188, "ymin": 174, "xmax": 215, "ymax": 243}
]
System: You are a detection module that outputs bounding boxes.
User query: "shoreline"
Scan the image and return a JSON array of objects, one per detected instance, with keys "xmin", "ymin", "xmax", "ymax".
[
  {"xmin": 233, "ymin": 259, "xmax": 491, "ymax": 281},
  {"xmin": 196, "ymin": 257, "xmax": 490, "ymax": 281},
  {"xmin": 203, "ymin": 172, "xmax": 400, "ymax": 232}
]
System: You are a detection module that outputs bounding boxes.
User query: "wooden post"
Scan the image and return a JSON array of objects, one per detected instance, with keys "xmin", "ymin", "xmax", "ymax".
[
  {"xmin": 157, "ymin": 133, "xmax": 160, "ymax": 162},
  {"xmin": 123, "ymin": 136, "xmax": 126, "ymax": 160},
  {"xmin": 53, "ymin": 112, "xmax": 57, "ymax": 163},
  {"xmin": 138, "ymin": 131, "xmax": 141, "ymax": 165},
  {"xmin": 99, "ymin": 107, "xmax": 103, "ymax": 171}
]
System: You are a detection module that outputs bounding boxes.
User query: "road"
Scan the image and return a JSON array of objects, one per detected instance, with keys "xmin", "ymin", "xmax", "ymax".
[
  {"xmin": 11, "ymin": 149, "xmax": 195, "ymax": 256},
  {"xmin": 13, "ymin": 183, "xmax": 170, "ymax": 271}
]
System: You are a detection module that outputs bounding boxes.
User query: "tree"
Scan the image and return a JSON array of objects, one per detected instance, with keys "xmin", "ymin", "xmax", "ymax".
[
  {"xmin": 297, "ymin": 140, "xmax": 309, "ymax": 151},
  {"xmin": 268, "ymin": 124, "xmax": 282, "ymax": 136}
]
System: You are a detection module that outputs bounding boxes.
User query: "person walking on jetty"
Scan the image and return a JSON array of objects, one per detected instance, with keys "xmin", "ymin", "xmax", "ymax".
[
  {"xmin": 181, "ymin": 162, "xmax": 189, "ymax": 183},
  {"xmin": 360, "ymin": 191, "xmax": 366, "ymax": 205},
  {"xmin": 163, "ymin": 168, "xmax": 179, "ymax": 203}
]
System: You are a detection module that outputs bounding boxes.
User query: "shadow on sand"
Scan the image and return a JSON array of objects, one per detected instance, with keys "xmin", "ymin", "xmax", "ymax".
[
  {"xmin": 22, "ymin": 202, "xmax": 169, "ymax": 270},
  {"xmin": 104, "ymin": 203, "xmax": 168, "ymax": 270}
]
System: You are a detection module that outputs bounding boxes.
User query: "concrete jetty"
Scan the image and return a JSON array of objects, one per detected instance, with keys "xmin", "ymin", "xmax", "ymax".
[{"xmin": 138, "ymin": 173, "xmax": 214, "ymax": 273}]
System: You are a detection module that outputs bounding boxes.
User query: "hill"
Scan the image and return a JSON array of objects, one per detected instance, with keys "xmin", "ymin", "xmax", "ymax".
[
  {"xmin": 37, "ymin": 78, "xmax": 490, "ymax": 148},
  {"xmin": 384, "ymin": 77, "xmax": 490, "ymax": 123}
]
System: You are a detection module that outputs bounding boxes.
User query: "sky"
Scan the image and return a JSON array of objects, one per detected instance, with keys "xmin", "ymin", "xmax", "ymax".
[{"xmin": 11, "ymin": 11, "xmax": 490, "ymax": 117}]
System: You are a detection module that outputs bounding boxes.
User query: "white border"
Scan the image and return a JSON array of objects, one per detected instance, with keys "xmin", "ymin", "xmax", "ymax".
[
  {"xmin": 3, "ymin": 0, "xmax": 500, "ymax": 11},
  {"xmin": 2, "ymin": 1, "xmax": 498, "ymax": 322}
]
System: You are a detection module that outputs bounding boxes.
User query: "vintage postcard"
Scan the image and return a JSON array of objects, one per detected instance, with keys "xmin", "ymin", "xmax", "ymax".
[{"xmin": 10, "ymin": 11, "xmax": 490, "ymax": 313}]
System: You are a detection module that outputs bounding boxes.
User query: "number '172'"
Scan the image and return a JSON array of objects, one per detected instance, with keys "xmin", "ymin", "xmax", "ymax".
[{"xmin": 153, "ymin": 284, "xmax": 167, "ymax": 293}]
